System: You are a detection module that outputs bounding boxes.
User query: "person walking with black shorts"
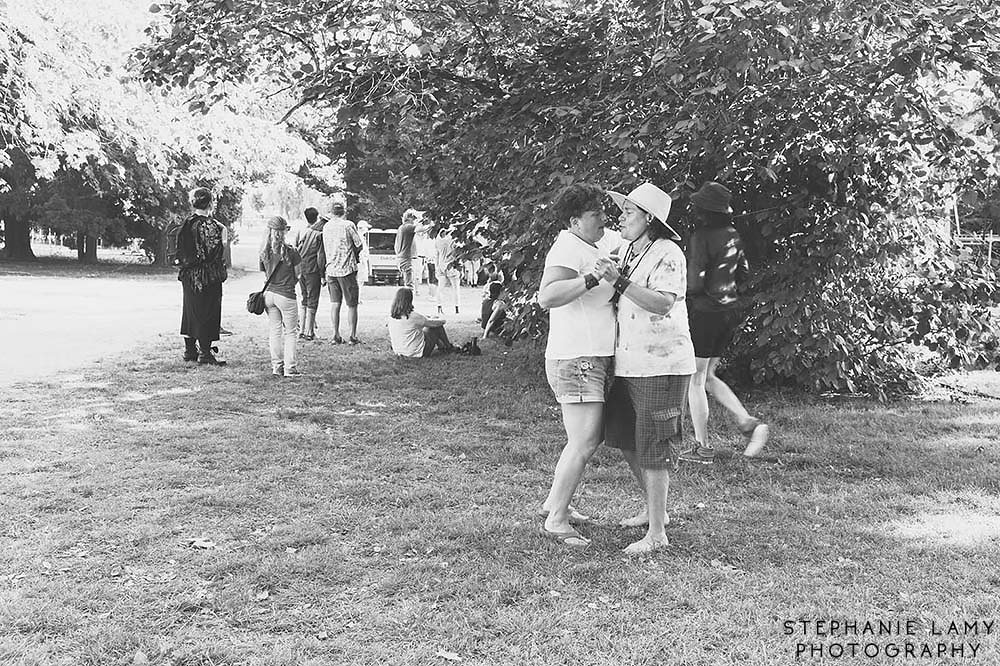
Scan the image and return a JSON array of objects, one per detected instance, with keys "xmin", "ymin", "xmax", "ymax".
[{"xmin": 683, "ymin": 182, "xmax": 769, "ymax": 463}]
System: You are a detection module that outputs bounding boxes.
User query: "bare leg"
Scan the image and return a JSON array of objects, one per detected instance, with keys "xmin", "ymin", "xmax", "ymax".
[
  {"xmin": 619, "ymin": 450, "xmax": 652, "ymax": 527},
  {"xmin": 330, "ymin": 301, "xmax": 342, "ymax": 340},
  {"xmin": 424, "ymin": 326, "xmax": 453, "ymax": 352},
  {"xmin": 688, "ymin": 357, "xmax": 713, "ymax": 446},
  {"xmin": 542, "ymin": 402, "xmax": 604, "ymax": 539},
  {"xmin": 346, "ymin": 305, "xmax": 358, "ymax": 340},
  {"xmin": 434, "ymin": 326, "xmax": 453, "ymax": 349},
  {"xmin": 704, "ymin": 357, "xmax": 752, "ymax": 424},
  {"xmin": 624, "ymin": 469, "xmax": 671, "ymax": 554}
]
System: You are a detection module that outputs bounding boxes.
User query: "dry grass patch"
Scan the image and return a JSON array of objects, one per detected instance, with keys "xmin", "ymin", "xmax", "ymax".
[{"xmin": 2, "ymin": 327, "xmax": 1000, "ymax": 665}]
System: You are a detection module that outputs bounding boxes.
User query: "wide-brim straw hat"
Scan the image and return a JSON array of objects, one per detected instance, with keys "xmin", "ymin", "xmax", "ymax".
[
  {"xmin": 608, "ymin": 183, "xmax": 680, "ymax": 240},
  {"xmin": 690, "ymin": 181, "xmax": 733, "ymax": 213}
]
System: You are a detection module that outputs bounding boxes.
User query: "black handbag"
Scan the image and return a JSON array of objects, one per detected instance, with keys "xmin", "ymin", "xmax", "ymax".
[{"xmin": 247, "ymin": 260, "xmax": 282, "ymax": 315}]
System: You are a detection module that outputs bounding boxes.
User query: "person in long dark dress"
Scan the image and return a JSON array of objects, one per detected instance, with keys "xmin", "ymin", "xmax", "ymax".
[{"xmin": 176, "ymin": 187, "xmax": 227, "ymax": 366}]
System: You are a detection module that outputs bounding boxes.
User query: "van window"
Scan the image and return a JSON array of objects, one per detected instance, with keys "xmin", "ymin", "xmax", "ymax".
[{"xmin": 368, "ymin": 232, "xmax": 396, "ymax": 253}]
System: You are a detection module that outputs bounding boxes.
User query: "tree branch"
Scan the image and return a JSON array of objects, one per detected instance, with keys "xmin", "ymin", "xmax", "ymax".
[{"xmin": 263, "ymin": 23, "xmax": 322, "ymax": 74}]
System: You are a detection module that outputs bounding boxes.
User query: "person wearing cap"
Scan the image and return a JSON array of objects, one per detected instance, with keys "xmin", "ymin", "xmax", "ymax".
[
  {"xmin": 536, "ymin": 182, "xmax": 621, "ymax": 549},
  {"xmin": 684, "ymin": 181, "xmax": 769, "ymax": 462},
  {"xmin": 293, "ymin": 207, "xmax": 326, "ymax": 340},
  {"xmin": 322, "ymin": 202, "xmax": 364, "ymax": 345},
  {"xmin": 259, "ymin": 216, "xmax": 304, "ymax": 377},
  {"xmin": 594, "ymin": 182, "xmax": 695, "ymax": 554},
  {"xmin": 175, "ymin": 187, "xmax": 228, "ymax": 366}
]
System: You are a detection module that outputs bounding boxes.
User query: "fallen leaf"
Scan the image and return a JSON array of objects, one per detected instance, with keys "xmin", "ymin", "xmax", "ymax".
[
  {"xmin": 436, "ymin": 650, "xmax": 462, "ymax": 662},
  {"xmin": 189, "ymin": 539, "xmax": 216, "ymax": 549},
  {"xmin": 285, "ymin": 547, "xmax": 299, "ymax": 554},
  {"xmin": 548, "ymin": 590, "xmax": 561, "ymax": 597},
  {"xmin": 316, "ymin": 631, "xmax": 329, "ymax": 640},
  {"xmin": 695, "ymin": 503, "xmax": 706, "ymax": 509}
]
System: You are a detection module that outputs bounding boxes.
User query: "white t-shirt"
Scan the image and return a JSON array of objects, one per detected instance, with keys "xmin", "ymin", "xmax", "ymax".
[
  {"xmin": 614, "ymin": 238, "xmax": 696, "ymax": 376},
  {"xmin": 543, "ymin": 229, "xmax": 621, "ymax": 359},
  {"xmin": 387, "ymin": 313, "xmax": 428, "ymax": 357}
]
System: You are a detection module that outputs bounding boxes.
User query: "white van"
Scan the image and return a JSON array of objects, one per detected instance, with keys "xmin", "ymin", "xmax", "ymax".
[{"xmin": 364, "ymin": 229, "xmax": 401, "ymax": 285}]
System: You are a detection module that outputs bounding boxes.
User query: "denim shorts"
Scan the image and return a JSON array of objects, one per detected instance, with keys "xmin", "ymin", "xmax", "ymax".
[{"xmin": 545, "ymin": 356, "xmax": 614, "ymax": 404}]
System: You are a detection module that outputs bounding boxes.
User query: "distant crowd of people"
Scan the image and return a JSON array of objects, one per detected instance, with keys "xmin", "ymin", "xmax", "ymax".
[
  {"xmin": 172, "ymin": 190, "xmax": 499, "ymax": 374},
  {"xmin": 173, "ymin": 181, "xmax": 769, "ymax": 554}
]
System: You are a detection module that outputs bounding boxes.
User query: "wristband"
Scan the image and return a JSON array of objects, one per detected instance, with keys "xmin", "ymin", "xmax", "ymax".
[
  {"xmin": 583, "ymin": 273, "xmax": 600, "ymax": 290},
  {"xmin": 613, "ymin": 276, "xmax": 631, "ymax": 294}
]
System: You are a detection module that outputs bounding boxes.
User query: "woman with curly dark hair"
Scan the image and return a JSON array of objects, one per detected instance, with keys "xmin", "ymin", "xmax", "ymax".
[{"xmin": 536, "ymin": 182, "xmax": 622, "ymax": 548}]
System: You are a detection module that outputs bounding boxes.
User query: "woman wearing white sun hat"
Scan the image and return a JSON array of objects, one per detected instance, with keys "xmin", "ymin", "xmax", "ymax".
[{"xmin": 594, "ymin": 182, "xmax": 695, "ymax": 554}]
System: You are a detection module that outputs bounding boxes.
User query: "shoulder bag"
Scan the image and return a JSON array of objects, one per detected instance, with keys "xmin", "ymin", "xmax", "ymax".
[{"xmin": 247, "ymin": 260, "xmax": 282, "ymax": 315}]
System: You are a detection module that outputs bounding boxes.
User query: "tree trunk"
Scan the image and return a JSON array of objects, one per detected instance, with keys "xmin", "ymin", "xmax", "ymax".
[
  {"xmin": 84, "ymin": 234, "xmax": 98, "ymax": 263},
  {"xmin": 155, "ymin": 228, "xmax": 169, "ymax": 267},
  {"xmin": 77, "ymin": 233, "xmax": 98, "ymax": 263},
  {"xmin": 2, "ymin": 210, "xmax": 35, "ymax": 260}
]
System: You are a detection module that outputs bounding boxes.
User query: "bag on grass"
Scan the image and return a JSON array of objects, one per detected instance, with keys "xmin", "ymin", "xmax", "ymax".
[{"xmin": 247, "ymin": 260, "xmax": 282, "ymax": 315}]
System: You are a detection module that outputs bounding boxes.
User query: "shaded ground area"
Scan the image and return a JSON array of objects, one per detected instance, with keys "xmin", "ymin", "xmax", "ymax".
[{"xmin": 1, "ymin": 307, "xmax": 999, "ymax": 664}]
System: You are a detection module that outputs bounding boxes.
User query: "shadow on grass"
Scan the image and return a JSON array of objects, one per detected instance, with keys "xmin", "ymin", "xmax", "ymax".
[{"xmin": 3, "ymin": 331, "xmax": 1000, "ymax": 664}]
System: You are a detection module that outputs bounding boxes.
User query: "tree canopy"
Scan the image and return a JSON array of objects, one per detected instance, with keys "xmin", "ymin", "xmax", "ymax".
[
  {"xmin": 1, "ymin": 0, "xmax": 326, "ymax": 263},
  {"xmin": 136, "ymin": 0, "xmax": 1000, "ymax": 394}
]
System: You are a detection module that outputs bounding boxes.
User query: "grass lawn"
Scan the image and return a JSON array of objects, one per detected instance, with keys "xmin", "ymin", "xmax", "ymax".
[{"xmin": 2, "ymin": 310, "xmax": 1000, "ymax": 665}]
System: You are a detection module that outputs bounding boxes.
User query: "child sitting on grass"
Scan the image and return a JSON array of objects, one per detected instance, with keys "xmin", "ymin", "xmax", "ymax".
[{"xmin": 388, "ymin": 287, "xmax": 455, "ymax": 357}]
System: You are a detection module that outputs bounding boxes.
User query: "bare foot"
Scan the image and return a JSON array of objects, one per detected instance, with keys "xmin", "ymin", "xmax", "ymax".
[
  {"xmin": 619, "ymin": 511, "xmax": 670, "ymax": 528},
  {"xmin": 539, "ymin": 504, "xmax": 591, "ymax": 524},
  {"xmin": 623, "ymin": 535, "xmax": 669, "ymax": 555}
]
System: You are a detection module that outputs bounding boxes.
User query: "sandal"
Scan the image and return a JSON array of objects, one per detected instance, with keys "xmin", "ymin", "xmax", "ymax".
[{"xmin": 539, "ymin": 525, "xmax": 590, "ymax": 548}]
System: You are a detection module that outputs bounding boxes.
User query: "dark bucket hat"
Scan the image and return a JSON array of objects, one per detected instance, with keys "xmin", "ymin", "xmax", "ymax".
[{"xmin": 690, "ymin": 182, "xmax": 733, "ymax": 213}]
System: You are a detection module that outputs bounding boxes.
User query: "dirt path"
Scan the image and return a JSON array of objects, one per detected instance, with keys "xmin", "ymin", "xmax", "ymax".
[{"xmin": 1, "ymin": 267, "xmax": 484, "ymax": 388}]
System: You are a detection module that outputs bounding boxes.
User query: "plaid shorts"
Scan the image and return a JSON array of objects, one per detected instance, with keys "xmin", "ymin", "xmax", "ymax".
[{"xmin": 605, "ymin": 374, "xmax": 690, "ymax": 471}]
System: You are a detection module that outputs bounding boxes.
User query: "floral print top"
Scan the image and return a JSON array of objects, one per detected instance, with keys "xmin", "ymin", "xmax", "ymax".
[{"xmin": 177, "ymin": 214, "xmax": 228, "ymax": 291}]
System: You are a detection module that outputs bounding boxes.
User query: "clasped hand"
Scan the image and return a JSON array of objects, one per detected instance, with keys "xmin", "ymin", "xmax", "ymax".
[{"xmin": 593, "ymin": 256, "xmax": 620, "ymax": 282}]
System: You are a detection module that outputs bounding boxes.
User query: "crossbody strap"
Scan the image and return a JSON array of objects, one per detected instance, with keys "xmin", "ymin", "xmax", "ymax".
[{"xmin": 261, "ymin": 260, "xmax": 283, "ymax": 291}]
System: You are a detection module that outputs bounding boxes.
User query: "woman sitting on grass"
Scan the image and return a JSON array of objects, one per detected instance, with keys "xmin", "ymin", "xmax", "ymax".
[
  {"xmin": 481, "ymin": 281, "xmax": 508, "ymax": 338},
  {"xmin": 388, "ymin": 287, "xmax": 455, "ymax": 357}
]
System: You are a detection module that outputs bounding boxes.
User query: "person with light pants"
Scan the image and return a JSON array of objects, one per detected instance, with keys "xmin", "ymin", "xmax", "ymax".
[
  {"xmin": 433, "ymin": 227, "xmax": 462, "ymax": 314},
  {"xmin": 259, "ymin": 216, "xmax": 304, "ymax": 377}
]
